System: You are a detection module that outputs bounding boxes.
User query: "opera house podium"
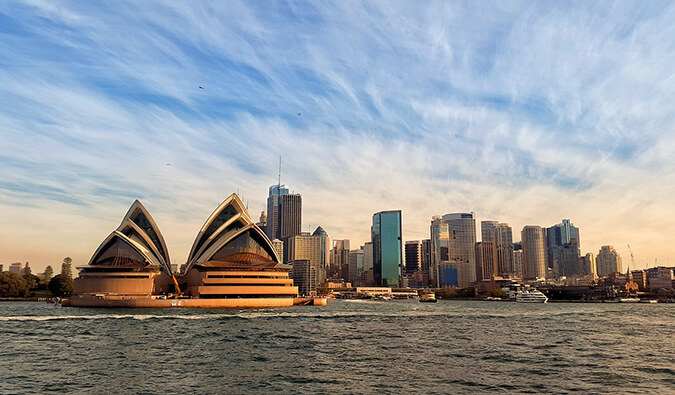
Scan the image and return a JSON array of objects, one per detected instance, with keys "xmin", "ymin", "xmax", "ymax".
[{"xmin": 66, "ymin": 194, "xmax": 298, "ymax": 308}]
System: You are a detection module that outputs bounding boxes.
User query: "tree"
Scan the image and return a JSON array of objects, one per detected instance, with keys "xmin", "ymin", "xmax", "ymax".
[
  {"xmin": 61, "ymin": 257, "xmax": 73, "ymax": 281},
  {"xmin": 490, "ymin": 288, "xmax": 508, "ymax": 298},
  {"xmin": 49, "ymin": 274, "xmax": 73, "ymax": 297},
  {"xmin": 23, "ymin": 273, "xmax": 40, "ymax": 291},
  {"xmin": 0, "ymin": 271, "xmax": 29, "ymax": 297},
  {"xmin": 24, "ymin": 262, "xmax": 32, "ymax": 276},
  {"xmin": 42, "ymin": 265, "xmax": 54, "ymax": 284}
]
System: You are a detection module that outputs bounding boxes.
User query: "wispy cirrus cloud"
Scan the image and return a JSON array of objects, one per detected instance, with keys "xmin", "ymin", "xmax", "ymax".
[{"xmin": 1, "ymin": 1, "xmax": 674, "ymax": 269}]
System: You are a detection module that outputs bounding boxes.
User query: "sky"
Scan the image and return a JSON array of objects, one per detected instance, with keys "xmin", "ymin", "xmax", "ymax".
[{"xmin": 1, "ymin": 1, "xmax": 674, "ymax": 272}]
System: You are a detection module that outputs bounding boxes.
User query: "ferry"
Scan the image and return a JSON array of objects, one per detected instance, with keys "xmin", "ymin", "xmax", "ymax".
[
  {"xmin": 420, "ymin": 292, "xmax": 437, "ymax": 303},
  {"xmin": 515, "ymin": 290, "xmax": 548, "ymax": 303}
]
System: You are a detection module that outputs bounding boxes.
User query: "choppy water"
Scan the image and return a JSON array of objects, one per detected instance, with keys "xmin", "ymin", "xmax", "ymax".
[{"xmin": 0, "ymin": 300, "xmax": 673, "ymax": 394}]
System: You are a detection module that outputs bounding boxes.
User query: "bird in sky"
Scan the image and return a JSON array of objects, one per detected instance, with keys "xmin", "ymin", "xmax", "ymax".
[
  {"xmin": 166, "ymin": 163, "xmax": 171, "ymax": 166},
  {"xmin": 297, "ymin": 113, "xmax": 301, "ymax": 116},
  {"xmin": 199, "ymin": 86, "xmax": 204, "ymax": 89}
]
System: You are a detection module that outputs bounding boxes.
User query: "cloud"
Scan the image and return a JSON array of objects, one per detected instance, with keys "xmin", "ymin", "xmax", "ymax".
[{"xmin": 0, "ymin": 1, "xmax": 674, "ymax": 270}]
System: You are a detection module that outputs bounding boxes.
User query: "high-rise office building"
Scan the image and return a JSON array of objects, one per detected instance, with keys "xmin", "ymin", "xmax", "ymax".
[
  {"xmin": 348, "ymin": 248, "xmax": 364, "ymax": 283},
  {"xmin": 481, "ymin": 221, "xmax": 513, "ymax": 276},
  {"xmin": 581, "ymin": 252, "xmax": 596, "ymax": 278},
  {"xmin": 404, "ymin": 241, "xmax": 423, "ymax": 275},
  {"xmin": 547, "ymin": 219, "xmax": 581, "ymax": 277},
  {"xmin": 290, "ymin": 259, "xmax": 317, "ymax": 296},
  {"xmin": 475, "ymin": 241, "xmax": 498, "ymax": 281},
  {"xmin": 363, "ymin": 242, "xmax": 373, "ymax": 271},
  {"xmin": 287, "ymin": 227, "xmax": 330, "ymax": 285},
  {"xmin": 596, "ymin": 245, "xmax": 622, "ymax": 277},
  {"xmin": 330, "ymin": 240, "xmax": 351, "ymax": 279},
  {"xmin": 372, "ymin": 210, "xmax": 402, "ymax": 287},
  {"xmin": 512, "ymin": 248, "xmax": 524, "ymax": 279},
  {"xmin": 521, "ymin": 226, "xmax": 547, "ymax": 280},
  {"xmin": 265, "ymin": 184, "xmax": 302, "ymax": 262},
  {"xmin": 272, "ymin": 239, "xmax": 284, "ymax": 262},
  {"xmin": 430, "ymin": 217, "xmax": 450, "ymax": 288},
  {"xmin": 442, "ymin": 213, "xmax": 477, "ymax": 284},
  {"xmin": 9, "ymin": 262, "xmax": 22, "ymax": 274}
]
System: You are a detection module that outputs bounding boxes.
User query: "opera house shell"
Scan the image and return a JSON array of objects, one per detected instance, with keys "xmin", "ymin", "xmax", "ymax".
[{"xmin": 67, "ymin": 194, "xmax": 298, "ymax": 308}]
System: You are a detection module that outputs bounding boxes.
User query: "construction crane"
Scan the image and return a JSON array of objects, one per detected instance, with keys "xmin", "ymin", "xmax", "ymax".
[{"xmin": 627, "ymin": 243, "xmax": 637, "ymax": 270}]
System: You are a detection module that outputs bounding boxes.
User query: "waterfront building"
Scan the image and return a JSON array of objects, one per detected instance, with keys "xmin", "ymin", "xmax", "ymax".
[
  {"xmin": 481, "ymin": 221, "xmax": 513, "ymax": 276},
  {"xmin": 443, "ymin": 213, "xmax": 477, "ymax": 284},
  {"xmin": 547, "ymin": 219, "xmax": 581, "ymax": 277},
  {"xmin": 290, "ymin": 259, "xmax": 317, "ymax": 296},
  {"xmin": 521, "ymin": 226, "xmax": 547, "ymax": 280},
  {"xmin": 420, "ymin": 239, "xmax": 431, "ymax": 276},
  {"xmin": 647, "ymin": 267, "xmax": 674, "ymax": 291},
  {"xmin": 430, "ymin": 216, "xmax": 450, "ymax": 288},
  {"xmin": 596, "ymin": 245, "xmax": 622, "ymax": 277},
  {"xmin": 70, "ymin": 194, "xmax": 297, "ymax": 308},
  {"xmin": 372, "ymin": 210, "xmax": 402, "ymax": 287},
  {"xmin": 631, "ymin": 269, "xmax": 647, "ymax": 291},
  {"xmin": 330, "ymin": 239, "xmax": 350, "ymax": 279},
  {"xmin": 265, "ymin": 184, "xmax": 302, "ymax": 263},
  {"xmin": 404, "ymin": 241, "xmax": 423, "ymax": 275},
  {"xmin": 287, "ymin": 227, "xmax": 330, "ymax": 285},
  {"xmin": 475, "ymin": 241, "xmax": 498, "ymax": 281}
]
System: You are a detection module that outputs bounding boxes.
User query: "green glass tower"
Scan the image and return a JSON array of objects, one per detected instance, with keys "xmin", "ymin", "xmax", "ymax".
[{"xmin": 372, "ymin": 210, "xmax": 402, "ymax": 287}]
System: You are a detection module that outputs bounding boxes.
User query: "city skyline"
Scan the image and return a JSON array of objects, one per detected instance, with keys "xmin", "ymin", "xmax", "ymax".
[{"xmin": 2, "ymin": 2, "xmax": 675, "ymax": 271}]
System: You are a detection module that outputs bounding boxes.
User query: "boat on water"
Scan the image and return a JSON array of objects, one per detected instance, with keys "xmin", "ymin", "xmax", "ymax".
[
  {"xmin": 420, "ymin": 292, "xmax": 437, "ymax": 303},
  {"xmin": 616, "ymin": 297, "xmax": 640, "ymax": 303},
  {"xmin": 515, "ymin": 290, "xmax": 548, "ymax": 303}
]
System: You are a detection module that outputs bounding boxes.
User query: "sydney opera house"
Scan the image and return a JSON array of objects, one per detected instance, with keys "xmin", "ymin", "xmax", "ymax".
[{"xmin": 65, "ymin": 194, "xmax": 299, "ymax": 308}]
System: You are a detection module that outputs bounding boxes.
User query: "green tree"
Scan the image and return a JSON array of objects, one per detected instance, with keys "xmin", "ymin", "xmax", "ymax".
[
  {"xmin": 23, "ymin": 273, "xmax": 40, "ymax": 291},
  {"xmin": 42, "ymin": 265, "xmax": 54, "ymax": 284},
  {"xmin": 48, "ymin": 274, "xmax": 73, "ymax": 297},
  {"xmin": 61, "ymin": 257, "xmax": 73, "ymax": 281},
  {"xmin": 0, "ymin": 271, "xmax": 29, "ymax": 297}
]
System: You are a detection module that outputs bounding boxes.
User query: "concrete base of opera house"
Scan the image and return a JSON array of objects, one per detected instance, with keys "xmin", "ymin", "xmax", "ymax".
[
  {"xmin": 63, "ymin": 295, "xmax": 328, "ymax": 308},
  {"xmin": 63, "ymin": 294, "xmax": 296, "ymax": 308}
]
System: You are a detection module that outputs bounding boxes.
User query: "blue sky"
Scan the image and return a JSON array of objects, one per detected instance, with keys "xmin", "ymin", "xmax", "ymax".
[{"xmin": 1, "ymin": 1, "xmax": 674, "ymax": 270}]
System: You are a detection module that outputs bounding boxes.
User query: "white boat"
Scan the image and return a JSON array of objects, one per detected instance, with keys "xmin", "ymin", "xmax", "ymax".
[
  {"xmin": 617, "ymin": 297, "xmax": 640, "ymax": 303},
  {"xmin": 516, "ymin": 290, "xmax": 548, "ymax": 303}
]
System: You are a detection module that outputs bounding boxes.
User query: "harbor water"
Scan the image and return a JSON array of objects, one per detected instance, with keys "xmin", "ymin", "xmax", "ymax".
[{"xmin": 0, "ymin": 300, "xmax": 673, "ymax": 394}]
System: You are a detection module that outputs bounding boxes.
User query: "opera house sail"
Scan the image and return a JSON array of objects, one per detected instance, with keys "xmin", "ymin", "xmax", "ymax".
[{"xmin": 67, "ymin": 194, "xmax": 298, "ymax": 308}]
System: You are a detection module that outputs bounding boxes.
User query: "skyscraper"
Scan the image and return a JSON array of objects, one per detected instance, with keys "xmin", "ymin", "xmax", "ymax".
[
  {"xmin": 372, "ymin": 210, "xmax": 402, "ymax": 287},
  {"xmin": 475, "ymin": 241, "xmax": 498, "ymax": 281},
  {"xmin": 330, "ymin": 240, "xmax": 351, "ymax": 279},
  {"xmin": 265, "ymin": 184, "xmax": 302, "ymax": 263},
  {"xmin": 596, "ymin": 245, "xmax": 622, "ymax": 277},
  {"xmin": 287, "ymin": 226, "xmax": 330, "ymax": 285},
  {"xmin": 430, "ymin": 217, "xmax": 450, "ymax": 288},
  {"xmin": 581, "ymin": 252, "xmax": 596, "ymax": 278},
  {"xmin": 481, "ymin": 221, "xmax": 513, "ymax": 276},
  {"xmin": 442, "ymin": 213, "xmax": 477, "ymax": 284},
  {"xmin": 547, "ymin": 219, "xmax": 581, "ymax": 277},
  {"xmin": 521, "ymin": 226, "xmax": 547, "ymax": 280},
  {"xmin": 404, "ymin": 240, "xmax": 423, "ymax": 275}
]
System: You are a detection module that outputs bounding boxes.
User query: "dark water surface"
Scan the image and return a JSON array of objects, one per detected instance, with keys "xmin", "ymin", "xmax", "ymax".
[{"xmin": 0, "ymin": 300, "xmax": 673, "ymax": 394}]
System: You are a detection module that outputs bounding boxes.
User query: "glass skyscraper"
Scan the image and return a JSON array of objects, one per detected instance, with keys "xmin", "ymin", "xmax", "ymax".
[{"xmin": 372, "ymin": 210, "xmax": 402, "ymax": 287}]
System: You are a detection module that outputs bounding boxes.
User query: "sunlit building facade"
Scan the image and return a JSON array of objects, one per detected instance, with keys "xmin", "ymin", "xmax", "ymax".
[
  {"xmin": 521, "ymin": 226, "xmax": 547, "ymax": 280},
  {"xmin": 442, "ymin": 213, "xmax": 477, "ymax": 284},
  {"xmin": 596, "ymin": 245, "xmax": 622, "ymax": 277}
]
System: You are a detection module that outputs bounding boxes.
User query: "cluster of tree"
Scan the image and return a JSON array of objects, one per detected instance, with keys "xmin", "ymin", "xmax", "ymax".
[
  {"xmin": 0, "ymin": 257, "xmax": 74, "ymax": 298},
  {"xmin": 437, "ymin": 287, "xmax": 476, "ymax": 299}
]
